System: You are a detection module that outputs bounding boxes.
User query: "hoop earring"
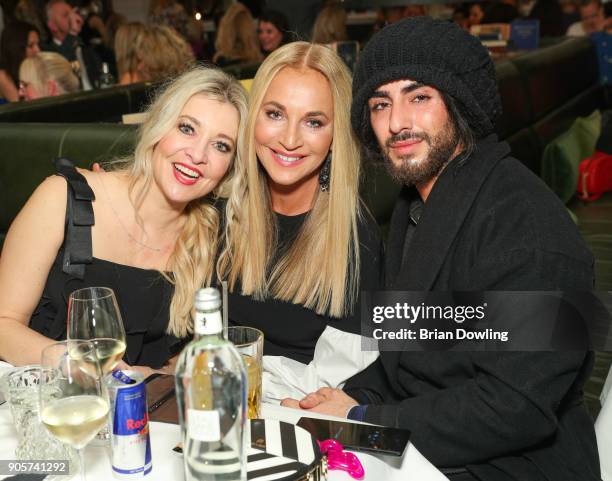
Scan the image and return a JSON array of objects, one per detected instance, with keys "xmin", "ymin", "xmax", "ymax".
[{"xmin": 319, "ymin": 151, "xmax": 331, "ymax": 192}]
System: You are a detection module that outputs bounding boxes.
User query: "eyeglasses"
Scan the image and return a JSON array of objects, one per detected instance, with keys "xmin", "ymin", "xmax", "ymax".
[{"xmin": 18, "ymin": 80, "xmax": 31, "ymax": 100}]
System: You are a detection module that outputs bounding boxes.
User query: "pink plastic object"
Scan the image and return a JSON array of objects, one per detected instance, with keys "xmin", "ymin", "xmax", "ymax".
[{"xmin": 317, "ymin": 439, "xmax": 365, "ymax": 480}]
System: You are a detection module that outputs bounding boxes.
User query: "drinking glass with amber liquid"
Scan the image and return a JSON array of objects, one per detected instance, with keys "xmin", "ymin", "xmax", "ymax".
[{"xmin": 227, "ymin": 326, "xmax": 263, "ymax": 419}]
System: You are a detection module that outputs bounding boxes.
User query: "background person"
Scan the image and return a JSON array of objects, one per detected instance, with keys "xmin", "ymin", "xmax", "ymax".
[
  {"xmin": 0, "ymin": 66, "xmax": 247, "ymax": 374},
  {"xmin": 18, "ymin": 50, "xmax": 79, "ymax": 100},
  {"xmin": 311, "ymin": 2, "xmax": 348, "ymax": 44},
  {"xmin": 257, "ymin": 9, "xmax": 290, "ymax": 56},
  {"xmin": 213, "ymin": 2, "xmax": 262, "ymax": 67},
  {"xmin": 0, "ymin": 20, "xmax": 39, "ymax": 101},
  {"xmin": 469, "ymin": 2, "xmax": 486, "ymax": 26},
  {"xmin": 131, "ymin": 24, "xmax": 195, "ymax": 83},
  {"xmin": 113, "ymin": 21, "xmax": 145, "ymax": 85},
  {"xmin": 567, "ymin": 0, "xmax": 607, "ymax": 35},
  {"xmin": 528, "ymin": 0, "xmax": 567, "ymax": 36},
  {"xmin": 148, "ymin": 0, "xmax": 189, "ymax": 39},
  {"xmin": 115, "ymin": 23, "xmax": 194, "ymax": 86},
  {"xmin": 43, "ymin": 0, "xmax": 101, "ymax": 90}
]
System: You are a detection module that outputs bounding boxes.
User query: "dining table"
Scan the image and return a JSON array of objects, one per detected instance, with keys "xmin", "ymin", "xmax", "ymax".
[{"xmin": 0, "ymin": 362, "xmax": 448, "ymax": 481}]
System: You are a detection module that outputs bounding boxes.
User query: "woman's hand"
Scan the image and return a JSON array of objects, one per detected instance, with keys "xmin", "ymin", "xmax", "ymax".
[{"xmin": 113, "ymin": 360, "xmax": 167, "ymax": 379}]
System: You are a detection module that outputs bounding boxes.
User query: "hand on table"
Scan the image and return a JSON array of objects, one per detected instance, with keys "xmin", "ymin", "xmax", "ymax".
[
  {"xmin": 281, "ymin": 387, "xmax": 359, "ymax": 418},
  {"xmin": 114, "ymin": 360, "xmax": 169, "ymax": 378}
]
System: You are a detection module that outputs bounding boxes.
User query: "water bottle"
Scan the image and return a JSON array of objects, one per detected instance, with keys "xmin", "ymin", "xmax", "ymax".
[{"xmin": 175, "ymin": 288, "xmax": 247, "ymax": 481}]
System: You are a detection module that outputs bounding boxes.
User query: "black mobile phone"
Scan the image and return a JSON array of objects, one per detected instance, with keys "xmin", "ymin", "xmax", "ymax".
[{"xmin": 296, "ymin": 417, "xmax": 410, "ymax": 457}]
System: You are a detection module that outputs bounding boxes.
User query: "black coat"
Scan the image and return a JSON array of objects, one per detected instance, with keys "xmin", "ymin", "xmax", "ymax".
[
  {"xmin": 345, "ymin": 135, "xmax": 600, "ymax": 481},
  {"xmin": 43, "ymin": 35, "xmax": 102, "ymax": 88}
]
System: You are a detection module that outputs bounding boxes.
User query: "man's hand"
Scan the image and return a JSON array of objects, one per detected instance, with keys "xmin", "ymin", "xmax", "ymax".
[
  {"xmin": 281, "ymin": 387, "xmax": 358, "ymax": 418},
  {"xmin": 69, "ymin": 7, "xmax": 84, "ymax": 36}
]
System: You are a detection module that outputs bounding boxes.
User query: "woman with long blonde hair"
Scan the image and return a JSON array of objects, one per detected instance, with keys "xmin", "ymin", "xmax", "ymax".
[
  {"xmin": 219, "ymin": 42, "xmax": 382, "ymax": 397},
  {"xmin": 0, "ymin": 67, "xmax": 248, "ymax": 373},
  {"xmin": 213, "ymin": 2, "xmax": 263, "ymax": 67},
  {"xmin": 114, "ymin": 22, "xmax": 146, "ymax": 85},
  {"xmin": 115, "ymin": 23, "xmax": 195, "ymax": 85}
]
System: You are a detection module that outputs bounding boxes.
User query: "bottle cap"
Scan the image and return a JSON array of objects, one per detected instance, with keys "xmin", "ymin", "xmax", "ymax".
[{"xmin": 195, "ymin": 287, "xmax": 221, "ymax": 311}]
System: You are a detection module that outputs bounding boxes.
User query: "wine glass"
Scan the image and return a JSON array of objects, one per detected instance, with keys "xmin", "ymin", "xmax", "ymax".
[
  {"xmin": 67, "ymin": 287, "xmax": 127, "ymax": 376},
  {"xmin": 39, "ymin": 340, "xmax": 109, "ymax": 481}
]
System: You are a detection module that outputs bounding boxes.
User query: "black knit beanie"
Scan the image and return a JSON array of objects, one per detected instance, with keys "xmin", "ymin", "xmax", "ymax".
[{"xmin": 351, "ymin": 16, "xmax": 502, "ymax": 154}]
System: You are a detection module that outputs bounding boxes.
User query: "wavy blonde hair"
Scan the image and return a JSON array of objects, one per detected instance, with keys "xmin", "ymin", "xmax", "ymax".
[
  {"xmin": 121, "ymin": 67, "xmax": 248, "ymax": 337},
  {"xmin": 114, "ymin": 22, "xmax": 146, "ymax": 82},
  {"xmin": 134, "ymin": 25, "xmax": 195, "ymax": 82},
  {"xmin": 219, "ymin": 42, "xmax": 361, "ymax": 318},
  {"xmin": 213, "ymin": 3, "xmax": 263, "ymax": 65}
]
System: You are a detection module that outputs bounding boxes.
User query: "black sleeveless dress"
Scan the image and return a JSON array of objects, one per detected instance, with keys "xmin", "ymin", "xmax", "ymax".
[{"xmin": 28, "ymin": 159, "xmax": 187, "ymax": 369}]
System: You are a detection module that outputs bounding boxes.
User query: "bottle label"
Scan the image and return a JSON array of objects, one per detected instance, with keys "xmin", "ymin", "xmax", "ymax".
[
  {"xmin": 187, "ymin": 408, "xmax": 221, "ymax": 442},
  {"xmin": 194, "ymin": 311, "xmax": 223, "ymax": 336}
]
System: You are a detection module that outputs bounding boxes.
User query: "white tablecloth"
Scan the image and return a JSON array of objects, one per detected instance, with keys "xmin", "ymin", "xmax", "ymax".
[{"xmin": 0, "ymin": 400, "xmax": 448, "ymax": 481}]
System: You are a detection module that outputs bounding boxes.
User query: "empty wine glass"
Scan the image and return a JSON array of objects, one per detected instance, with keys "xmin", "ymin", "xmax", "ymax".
[
  {"xmin": 39, "ymin": 340, "xmax": 109, "ymax": 481},
  {"xmin": 67, "ymin": 287, "xmax": 127, "ymax": 376}
]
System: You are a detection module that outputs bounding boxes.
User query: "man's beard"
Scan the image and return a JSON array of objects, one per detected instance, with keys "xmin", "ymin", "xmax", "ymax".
[{"xmin": 382, "ymin": 119, "xmax": 460, "ymax": 187}]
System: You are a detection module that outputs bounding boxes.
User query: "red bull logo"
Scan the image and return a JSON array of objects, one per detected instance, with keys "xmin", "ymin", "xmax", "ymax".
[
  {"xmin": 126, "ymin": 413, "xmax": 148, "ymax": 431},
  {"xmin": 108, "ymin": 370, "xmax": 152, "ymax": 478}
]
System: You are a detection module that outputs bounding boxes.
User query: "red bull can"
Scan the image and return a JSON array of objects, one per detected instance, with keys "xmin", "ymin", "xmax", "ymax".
[{"xmin": 108, "ymin": 370, "xmax": 152, "ymax": 478}]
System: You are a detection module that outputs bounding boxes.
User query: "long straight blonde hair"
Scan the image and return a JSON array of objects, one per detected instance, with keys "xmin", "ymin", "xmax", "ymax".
[
  {"xmin": 219, "ymin": 42, "xmax": 361, "ymax": 318},
  {"xmin": 120, "ymin": 67, "xmax": 248, "ymax": 337}
]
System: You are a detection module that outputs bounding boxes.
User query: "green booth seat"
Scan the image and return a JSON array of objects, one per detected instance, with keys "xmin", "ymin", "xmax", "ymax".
[
  {"xmin": 0, "ymin": 62, "xmax": 260, "ymax": 124},
  {"xmin": 0, "ymin": 81, "xmax": 157, "ymax": 123},
  {"xmin": 541, "ymin": 110, "xmax": 602, "ymax": 204},
  {"xmin": 0, "ymin": 122, "xmax": 138, "ymax": 248}
]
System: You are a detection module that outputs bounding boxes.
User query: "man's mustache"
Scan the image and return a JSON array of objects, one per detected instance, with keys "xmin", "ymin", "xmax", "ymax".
[{"xmin": 385, "ymin": 131, "xmax": 431, "ymax": 150}]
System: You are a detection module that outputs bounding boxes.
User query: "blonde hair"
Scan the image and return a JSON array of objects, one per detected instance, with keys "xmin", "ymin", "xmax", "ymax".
[
  {"xmin": 19, "ymin": 51, "xmax": 79, "ymax": 95},
  {"xmin": 312, "ymin": 3, "xmax": 348, "ymax": 44},
  {"xmin": 114, "ymin": 22, "xmax": 146, "ymax": 81},
  {"xmin": 213, "ymin": 3, "xmax": 263, "ymax": 64},
  {"xmin": 120, "ymin": 67, "xmax": 248, "ymax": 337},
  {"xmin": 133, "ymin": 25, "xmax": 195, "ymax": 82},
  {"xmin": 219, "ymin": 42, "xmax": 361, "ymax": 318}
]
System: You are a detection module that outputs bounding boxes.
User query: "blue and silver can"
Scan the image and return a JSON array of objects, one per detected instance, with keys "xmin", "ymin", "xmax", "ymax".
[{"xmin": 108, "ymin": 370, "xmax": 152, "ymax": 478}]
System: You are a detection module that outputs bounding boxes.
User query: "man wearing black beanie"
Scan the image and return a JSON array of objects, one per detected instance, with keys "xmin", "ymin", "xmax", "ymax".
[{"xmin": 282, "ymin": 16, "xmax": 600, "ymax": 481}]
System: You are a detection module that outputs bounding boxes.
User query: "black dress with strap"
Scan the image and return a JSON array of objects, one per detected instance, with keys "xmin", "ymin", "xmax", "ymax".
[{"xmin": 29, "ymin": 159, "xmax": 187, "ymax": 369}]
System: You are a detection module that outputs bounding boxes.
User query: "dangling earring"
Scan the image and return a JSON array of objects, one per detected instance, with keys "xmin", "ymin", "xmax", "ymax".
[{"xmin": 319, "ymin": 151, "xmax": 331, "ymax": 192}]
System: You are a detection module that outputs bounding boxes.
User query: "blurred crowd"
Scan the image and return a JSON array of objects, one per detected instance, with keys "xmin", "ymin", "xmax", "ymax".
[{"xmin": 0, "ymin": 0, "xmax": 610, "ymax": 103}]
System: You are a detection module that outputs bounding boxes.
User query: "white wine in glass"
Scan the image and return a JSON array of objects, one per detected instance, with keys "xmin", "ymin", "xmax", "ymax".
[
  {"xmin": 41, "ymin": 395, "xmax": 109, "ymax": 448},
  {"xmin": 67, "ymin": 287, "xmax": 127, "ymax": 375},
  {"xmin": 40, "ymin": 340, "xmax": 109, "ymax": 481}
]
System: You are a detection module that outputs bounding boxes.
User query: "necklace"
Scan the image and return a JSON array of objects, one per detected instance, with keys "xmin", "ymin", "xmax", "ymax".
[{"xmin": 98, "ymin": 174, "xmax": 163, "ymax": 252}]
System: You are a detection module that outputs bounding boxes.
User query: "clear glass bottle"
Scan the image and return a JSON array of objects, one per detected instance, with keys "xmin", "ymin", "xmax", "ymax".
[
  {"xmin": 175, "ymin": 288, "xmax": 247, "ymax": 481},
  {"xmin": 98, "ymin": 62, "xmax": 115, "ymax": 89}
]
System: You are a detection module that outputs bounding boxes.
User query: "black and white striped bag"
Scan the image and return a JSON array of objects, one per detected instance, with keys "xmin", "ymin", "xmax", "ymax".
[{"xmin": 248, "ymin": 419, "xmax": 325, "ymax": 481}]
